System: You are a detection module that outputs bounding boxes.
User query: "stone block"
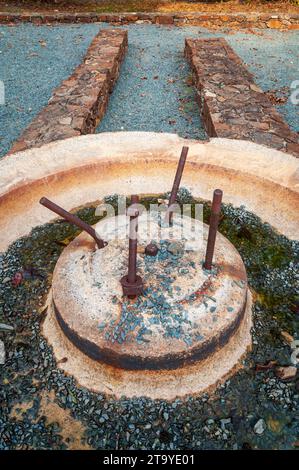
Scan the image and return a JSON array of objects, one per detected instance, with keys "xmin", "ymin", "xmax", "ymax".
[
  {"xmin": 156, "ymin": 15, "xmax": 174, "ymax": 25},
  {"xmin": 184, "ymin": 37, "xmax": 299, "ymax": 158}
]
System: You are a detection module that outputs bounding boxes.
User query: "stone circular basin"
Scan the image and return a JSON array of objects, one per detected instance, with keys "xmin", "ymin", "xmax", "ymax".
[
  {"xmin": 0, "ymin": 132, "xmax": 298, "ymax": 254},
  {"xmin": 52, "ymin": 214, "xmax": 248, "ymax": 370}
]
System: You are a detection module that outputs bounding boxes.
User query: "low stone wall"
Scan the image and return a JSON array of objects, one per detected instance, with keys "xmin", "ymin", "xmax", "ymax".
[
  {"xmin": 185, "ymin": 37, "xmax": 299, "ymax": 157},
  {"xmin": 9, "ymin": 28, "xmax": 128, "ymax": 154},
  {"xmin": 0, "ymin": 11, "xmax": 298, "ymax": 30}
]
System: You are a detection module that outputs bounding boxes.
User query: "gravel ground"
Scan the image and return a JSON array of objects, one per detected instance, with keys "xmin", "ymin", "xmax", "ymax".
[
  {"xmin": 97, "ymin": 24, "xmax": 204, "ymax": 139},
  {"xmin": 98, "ymin": 26, "xmax": 299, "ymax": 137},
  {"xmin": 0, "ymin": 24, "xmax": 99, "ymax": 157},
  {"xmin": 0, "ymin": 24, "xmax": 298, "ymax": 158},
  {"xmin": 0, "ymin": 195, "xmax": 298, "ymax": 450},
  {"xmin": 0, "ymin": 23, "xmax": 298, "ymax": 450}
]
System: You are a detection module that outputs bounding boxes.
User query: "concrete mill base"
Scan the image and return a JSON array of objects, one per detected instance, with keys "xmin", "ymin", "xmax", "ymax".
[
  {"xmin": 51, "ymin": 211, "xmax": 248, "ymax": 365},
  {"xmin": 1, "ymin": 132, "xmax": 298, "ymax": 399},
  {"xmin": 45, "ymin": 210, "xmax": 252, "ymax": 399}
]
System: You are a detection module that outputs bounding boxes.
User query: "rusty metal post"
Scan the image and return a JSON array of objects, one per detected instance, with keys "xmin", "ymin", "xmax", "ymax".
[
  {"xmin": 166, "ymin": 146, "xmax": 189, "ymax": 225},
  {"xmin": 204, "ymin": 189, "xmax": 223, "ymax": 270},
  {"xmin": 128, "ymin": 195, "xmax": 139, "ymax": 284},
  {"xmin": 39, "ymin": 197, "xmax": 106, "ymax": 249},
  {"xmin": 121, "ymin": 195, "xmax": 143, "ymax": 297}
]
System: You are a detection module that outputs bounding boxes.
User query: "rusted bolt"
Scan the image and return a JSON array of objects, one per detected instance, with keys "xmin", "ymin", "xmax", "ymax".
[
  {"xmin": 121, "ymin": 195, "xmax": 143, "ymax": 298},
  {"xmin": 204, "ymin": 189, "xmax": 223, "ymax": 271},
  {"xmin": 145, "ymin": 243, "xmax": 159, "ymax": 257},
  {"xmin": 166, "ymin": 146, "xmax": 189, "ymax": 225},
  {"xmin": 39, "ymin": 197, "xmax": 106, "ymax": 249}
]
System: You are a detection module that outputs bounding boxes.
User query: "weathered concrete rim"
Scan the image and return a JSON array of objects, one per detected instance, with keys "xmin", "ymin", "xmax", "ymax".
[
  {"xmin": 42, "ymin": 289, "xmax": 252, "ymax": 400},
  {"xmin": 0, "ymin": 11, "xmax": 299, "ymax": 29},
  {"xmin": 0, "ymin": 132, "xmax": 298, "ymax": 253},
  {"xmin": 53, "ymin": 293, "xmax": 248, "ymax": 371}
]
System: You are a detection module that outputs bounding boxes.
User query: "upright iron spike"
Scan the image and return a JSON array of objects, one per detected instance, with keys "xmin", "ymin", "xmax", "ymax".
[
  {"xmin": 204, "ymin": 189, "xmax": 223, "ymax": 270},
  {"xmin": 120, "ymin": 195, "xmax": 143, "ymax": 298},
  {"xmin": 166, "ymin": 146, "xmax": 189, "ymax": 225}
]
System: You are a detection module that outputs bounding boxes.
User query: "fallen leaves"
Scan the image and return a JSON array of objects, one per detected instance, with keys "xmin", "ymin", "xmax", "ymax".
[
  {"xmin": 280, "ymin": 330, "xmax": 294, "ymax": 345},
  {"xmin": 57, "ymin": 357, "xmax": 68, "ymax": 364},
  {"xmin": 255, "ymin": 360, "xmax": 277, "ymax": 372},
  {"xmin": 11, "ymin": 265, "xmax": 45, "ymax": 287},
  {"xmin": 265, "ymin": 89, "xmax": 288, "ymax": 105},
  {"xmin": 266, "ymin": 416, "xmax": 285, "ymax": 434},
  {"xmin": 275, "ymin": 366, "xmax": 297, "ymax": 382},
  {"xmin": 55, "ymin": 235, "xmax": 74, "ymax": 246},
  {"xmin": 11, "ymin": 272, "xmax": 23, "ymax": 287}
]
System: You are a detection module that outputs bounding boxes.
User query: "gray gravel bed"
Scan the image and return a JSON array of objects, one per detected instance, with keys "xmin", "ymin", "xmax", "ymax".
[
  {"xmin": 0, "ymin": 24, "xmax": 298, "ymax": 159},
  {"xmin": 0, "ymin": 24, "xmax": 99, "ymax": 157}
]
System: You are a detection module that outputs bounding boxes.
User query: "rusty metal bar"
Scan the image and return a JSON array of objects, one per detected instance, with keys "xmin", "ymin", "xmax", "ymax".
[
  {"xmin": 204, "ymin": 189, "xmax": 223, "ymax": 270},
  {"xmin": 39, "ymin": 197, "xmax": 106, "ymax": 249},
  {"xmin": 166, "ymin": 146, "xmax": 189, "ymax": 225},
  {"xmin": 128, "ymin": 195, "xmax": 139, "ymax": 284},
  {"xmin": 121, "ymin": 195, "xmax": 143, "ymax": 297}
]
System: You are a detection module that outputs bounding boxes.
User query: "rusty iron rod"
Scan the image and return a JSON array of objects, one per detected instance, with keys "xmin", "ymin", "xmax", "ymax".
[
  {"xmin": 166, "ymin": 146, "xmax": 189, "ymax": 225},
  {"xmin": 39, "ymin": 197, "xmax": 106, "ymax": 249},
  {"xmin": 120, "ymin": 195, "xmax": 143, "ymax": 297},
  {"xmin": 204, "ymin": 189, "xmax": 223, "ymax": 270},
  {"xmin": 127, "ymin": 195, "xmax": 139, "ymax": 284}
]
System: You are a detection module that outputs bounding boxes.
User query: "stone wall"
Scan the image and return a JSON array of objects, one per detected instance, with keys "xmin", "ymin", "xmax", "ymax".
[
  {"xmin": 185, "ymin": 37, "xmax": 299, "ymax": 157},
  {"xmin": 0, "ymin": 12, "xmax": 298, "ymax": 30},
  {"xmin": 9, "ymin": 28, "xmax": 128, "ymax": 154}
]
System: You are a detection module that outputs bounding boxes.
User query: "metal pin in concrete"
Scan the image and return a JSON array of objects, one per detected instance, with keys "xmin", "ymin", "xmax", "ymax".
[
  {"xmin": 120, "ymin": 195, "xmax": 143, "ymax": 298},
  {"xmin": 204, "ymin": 189, "xmax": 223, "ymax": 271},
  {"xmin": 145, "ymin": 146, "xmax": 189, "ymax": 256},
  {"xmin": 39, "ymin": 197, "xmax": 106, "ymax": 249},
  {"xmin": 166, "ymin": 146, "xmax": 189, "ymax": 225}
]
